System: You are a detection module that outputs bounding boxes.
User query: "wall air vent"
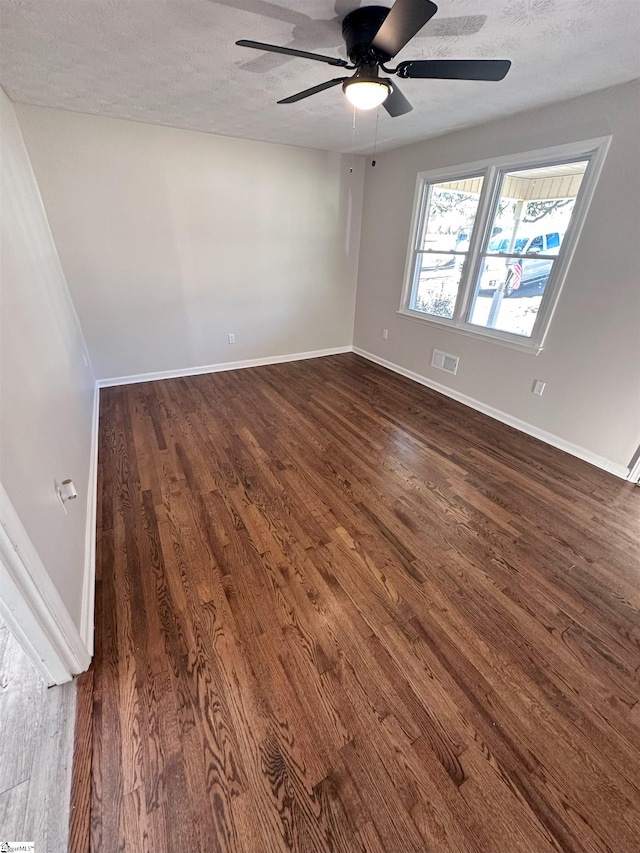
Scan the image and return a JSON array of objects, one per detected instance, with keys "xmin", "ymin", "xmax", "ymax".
[{"xmin": 431, "ymin": 349, "xmax": 459, "ymax": 375}]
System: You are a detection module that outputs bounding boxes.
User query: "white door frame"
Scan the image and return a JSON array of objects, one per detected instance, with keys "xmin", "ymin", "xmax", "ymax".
[{"xmin": 0, "ymin": 483, "xmax": 90, "ymax": 685}]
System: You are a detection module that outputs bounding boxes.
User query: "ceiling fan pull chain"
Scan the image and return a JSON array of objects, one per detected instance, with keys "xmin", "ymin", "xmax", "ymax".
[
  {"xmin": 350, "ymin": 105, "xmax": 357, "ymax": 173},
  {"xmin": 372, "ymin": 106, "xmax": 380, "ymax": 166}
]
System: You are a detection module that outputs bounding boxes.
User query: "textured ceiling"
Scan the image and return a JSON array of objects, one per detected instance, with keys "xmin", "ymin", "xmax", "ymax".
[{"xmin": 1, "ymin": 0, "xmax": 639, "ymax": 154}]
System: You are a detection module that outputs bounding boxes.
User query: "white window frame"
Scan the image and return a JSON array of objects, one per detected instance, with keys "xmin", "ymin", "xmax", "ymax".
[{"xmin": 398, "ymin": 136, "xmax": 611, "ymax": 353}]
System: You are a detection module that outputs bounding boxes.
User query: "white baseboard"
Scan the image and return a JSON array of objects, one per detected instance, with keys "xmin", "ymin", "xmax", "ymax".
[
  {"xmin": 0, "ymin": 484, "xmax": 91, "ymax": 685},
  {"xmin": 98, "ymin": 344, "xmax": 630, "ymax": 479},
  {"xmin": 353, "ymin": 347, "xmax": 629, "ymax": 480},
  {"xmin": 97, "ymin": 346, "xmax": 353, "ymax": 388},
  {"xmin": 80, "ymin": 383, "xmax": 100, "ymax": 655}
]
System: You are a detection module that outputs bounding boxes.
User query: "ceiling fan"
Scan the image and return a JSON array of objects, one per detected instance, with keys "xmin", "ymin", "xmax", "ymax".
[{"xmin": 236, "ymin": 0, "xmax": 511, "ymax": 116}]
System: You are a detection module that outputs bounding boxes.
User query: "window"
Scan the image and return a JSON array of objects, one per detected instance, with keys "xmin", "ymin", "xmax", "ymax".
[
  {"xmin": 408, "ymin": 175, "xmax": 484, "ymax": 320},
  {"xmin": 400, "ymin": 138, "xmax": 610, "ymax": 351}
]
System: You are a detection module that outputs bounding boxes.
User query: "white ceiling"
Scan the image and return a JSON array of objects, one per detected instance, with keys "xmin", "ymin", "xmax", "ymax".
[{"xmin": 1, "ymin": 0, "xmax": 639, "ymax": 154}]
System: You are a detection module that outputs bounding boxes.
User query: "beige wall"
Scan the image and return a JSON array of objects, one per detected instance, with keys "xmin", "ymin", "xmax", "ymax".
[
  {"xmin": 353, "ymin": 81, "xmax": 640, "ymax": 471},
  {"xmin": 15, "ymin": 106, "xmax": 365, "ymax": 381},
  {"xmin": 9, "ymin": 84, "xmax": 639, "ymax": 475},
  {"xmin": 0, "ymin": 89, "xmax": 95, "ymax": 630}
]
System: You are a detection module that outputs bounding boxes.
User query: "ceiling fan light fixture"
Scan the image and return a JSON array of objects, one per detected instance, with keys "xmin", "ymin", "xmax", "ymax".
[{"xmin": 343, "ymin": 78, "xmax": 390, "ymax": 110}]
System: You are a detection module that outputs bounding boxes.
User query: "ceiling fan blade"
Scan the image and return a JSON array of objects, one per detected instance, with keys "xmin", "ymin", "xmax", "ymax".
[
  {"xmin": 397, "ymin": 59, "xmax": 512, "ymax": 80},
  {"xmin": 383, "ymin": 82, "xmax": 413, "ymax": 116},
  {"xmin": 278, "ymin": 78, "xmax": 347, "ymax": 104},
  {"xmin": 236, "ymin": 40, "xmax": 348, "ymax": 68},
  {"xmin": 371, "ymin": 0, "xmax": 438, "ymax": 59}
]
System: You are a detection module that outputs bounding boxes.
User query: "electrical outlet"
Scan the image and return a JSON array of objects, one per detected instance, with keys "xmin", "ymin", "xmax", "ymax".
[
  {"xmin": 532, "ymin": 379, "xmax": 546, "ymax": 396},
  {"xmin": 382, "ymin": 329, "xmax": 388, "ymax": 339},
  {"xmin": 228, "ymin": 333, "xmax": 236, "ymax": 344}
]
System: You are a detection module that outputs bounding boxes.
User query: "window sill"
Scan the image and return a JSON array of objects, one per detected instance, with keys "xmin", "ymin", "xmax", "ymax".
[{"xmin": 396, "ymin": 308, "xmax": 544, "ymax": 355}]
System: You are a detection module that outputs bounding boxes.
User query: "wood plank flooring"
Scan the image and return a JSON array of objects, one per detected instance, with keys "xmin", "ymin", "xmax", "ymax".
[{"xmin": 88, "ymin": 352, "xmax": 640, "ymax": 852}]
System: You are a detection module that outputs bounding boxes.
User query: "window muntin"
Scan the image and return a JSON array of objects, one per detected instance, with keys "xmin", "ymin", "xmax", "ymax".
[{"xmin": 400, "ymin": 143, "xmax": 607, "ymax": 351}]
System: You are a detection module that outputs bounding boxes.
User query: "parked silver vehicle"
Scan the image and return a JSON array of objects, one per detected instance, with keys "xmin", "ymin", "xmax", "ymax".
[{"xmin": 483, "ymin": 231, "xmax": 561, "ymax": 296}]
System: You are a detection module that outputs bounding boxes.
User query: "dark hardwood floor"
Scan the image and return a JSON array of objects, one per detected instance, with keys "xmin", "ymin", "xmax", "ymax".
[{"xmin": 82, "ymin": 352, "xmax": 640, "ymax": 853}]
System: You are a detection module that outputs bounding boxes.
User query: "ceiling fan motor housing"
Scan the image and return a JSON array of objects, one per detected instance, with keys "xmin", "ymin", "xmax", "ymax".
[{"xmin": 342, "ymin": 6, "xmax": 392, "ymax": 64}]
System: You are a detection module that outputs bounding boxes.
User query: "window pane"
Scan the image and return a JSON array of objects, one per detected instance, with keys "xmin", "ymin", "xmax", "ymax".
[
  {"xmin": 468, "ymin": 259, "xmax": 554, "ymax": 337},
  {"xmin": 469, "ymin": 158, "xmax": 589, "ymax": 338},
  {"xmin": 418, "ymin": 176, "xmax": 484, "ymax": 253},
  {"xmin": 412, "ymin": 176, "xmax": 483, "ymax": 318},
  {"xmin": 485, "ymin": 160, "xmax": 588, "ymax": 256},
  {"xmin": 411, "ymin": 253, "xmax": 465, "ymax": 319}
]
